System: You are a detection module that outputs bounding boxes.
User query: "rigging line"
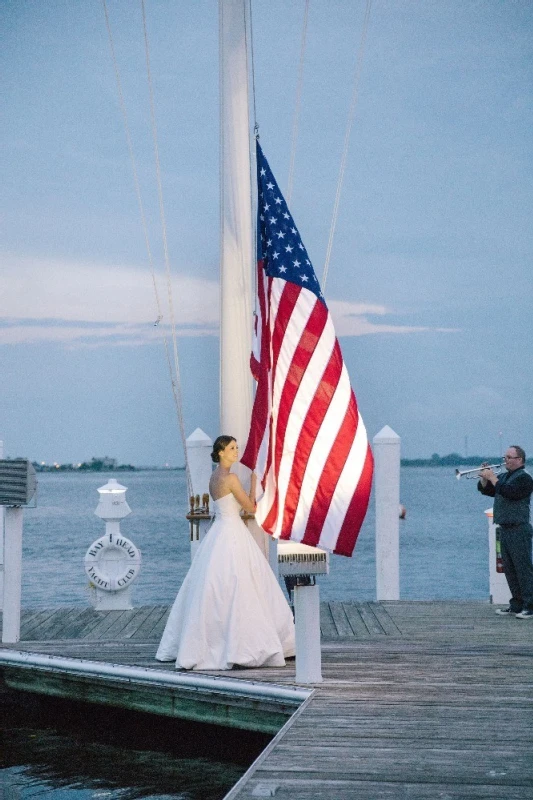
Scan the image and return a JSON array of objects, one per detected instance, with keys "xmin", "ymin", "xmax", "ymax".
[
  {"xmin": 140, "ymin": 0, "xmax": 192, "ymax": 494},
  {"xmin": 103, "ymin": 0, "xmax": 191, "ymax": 492},
  {"xmin": 102, "ymin": 0, "xmax": 163, "ymax": 325},
  {"xmin": 286, "ymin": 0, "xmax": 310, "ymax": 205},
  {"xmin": 322, "ymin": 0, "xmax": 372, "ymax": 292},
  {"xmin": 245, "ymin": 0, "xmax": 258, "ymax": 307},
  {"xmin": 247, "ymin": 0, "xmax": 258, "ymax": 133}
]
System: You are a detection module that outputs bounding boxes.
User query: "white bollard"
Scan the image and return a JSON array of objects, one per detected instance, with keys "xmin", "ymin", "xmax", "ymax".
[
  {"xmin": 186, "ymin": 428, "xmax": 213, "ymax": 559},
  {"xmin": 485, "ymin": 508, "xmax": 509, "ymax": 604},
  {"xmin": 294, "ymin": 583, "xmax": 323, "ymax": 683},
  {"xmin": 0, "ymin": 439, "xmax": 4, "ymax": 611},
  {"xmin": 373, "ymin": 425, "xmax": 400, "ymax": 601},
  {"xmin": 85, "ymin": 479, "xmax": 140, "ymax": 611},
  {"xmin": 186, "ymin": 428, "xmax": 213, "ymax": 500},
  {"xmin": 2, "ymin": 507, "xmax": 23, "ymax": 643}
]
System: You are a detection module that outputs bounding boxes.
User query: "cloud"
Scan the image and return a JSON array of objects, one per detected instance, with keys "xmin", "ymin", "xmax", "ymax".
[
  {"xmin": 0, "ymin": 254, "xmax": 219, "ymax": 346},
  {"xmin": 0, "ymin": 254, "xmax": 456, "ymax": 347},
  {"xmin": 328, "ymin": 300, "xmax": 457, "ymax": 337}
]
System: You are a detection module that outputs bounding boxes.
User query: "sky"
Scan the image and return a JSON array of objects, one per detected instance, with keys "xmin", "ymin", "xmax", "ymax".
[{"xmin": 1, "ymin": 0, "xmax": 532, "ymax": 466}]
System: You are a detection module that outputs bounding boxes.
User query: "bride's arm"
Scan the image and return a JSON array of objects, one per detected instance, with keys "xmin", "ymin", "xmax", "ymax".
[{"xmin": 227, "ymin": 474, "xmax": 256, "ymax": 513}]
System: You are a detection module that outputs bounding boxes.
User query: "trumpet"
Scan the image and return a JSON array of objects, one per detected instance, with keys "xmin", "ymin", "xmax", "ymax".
[{"xmin": 455, "ymin": 463, "xmax": 505, "ymax": 480}]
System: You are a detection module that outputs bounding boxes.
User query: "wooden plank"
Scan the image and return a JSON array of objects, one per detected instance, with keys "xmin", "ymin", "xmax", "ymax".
[
  {"xmin": 94, "ymin": 608, "xmax": 138, "ymax": 639},
  {"xmin": 252, "ymin": 745, "xmax": 533, "ymax": 785},
  {"xmin": 20, "ymin": 607, "xmax": 48, "ymax": 630},
  {"xmin": 81, "ymin": 610, "xmax": 128, "ymax": 639},
  {"xmin": 33, "ymin": 607, "xmax": 88, "ymax": 640},
  {"xmin": 236, "ymin": 778, "xmax": 528, "ymax": 800},
  {"xmin": 130, "ymin": 605, "xmax": 169, "ymax": 639},
  {"xmin": 57, "ymin": 607, "xmax": 103, "ymax": 639},
  {"xmin": 113, "ymin": 604, "xmax": 161, "ymax": 639},
  {"xmin": 368, "ymin": 602, "xmax": 403, "ymax": 635},
  {"xmin": 328, "ymin": 602, "xmax": 354, "ymax": 638},
  {"xmin": 342, "ymin": 603, "xmax": 370, "ymax": 638},
  {"xmin": 319, "ymin": 602, "xmax": 338, "ymax": 639},
  {"xmin": 22, "ymin": 608, "xmax": 75, "ymax": 640},
  {"xmin": 358, "ymin": 602, "xmax": 386, "ymax": 635},
  {"xmin": 19, "ymin": 608, "xmax": 60, "ymax": 639},
  {"xmin": 151, "ymin": 607, "xmax": 171, "ymax": 639}
]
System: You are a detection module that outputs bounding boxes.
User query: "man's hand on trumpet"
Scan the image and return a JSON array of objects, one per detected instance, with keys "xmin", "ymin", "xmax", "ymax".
[{"xmin": 479, "ymin": 462, "xmax": 498, "ymax": 487}]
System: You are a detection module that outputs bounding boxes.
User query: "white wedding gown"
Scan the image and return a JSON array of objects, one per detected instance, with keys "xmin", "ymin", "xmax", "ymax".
[{"xmin": 156, "ymin": 493, "xmax": 295, "ymax": 670}]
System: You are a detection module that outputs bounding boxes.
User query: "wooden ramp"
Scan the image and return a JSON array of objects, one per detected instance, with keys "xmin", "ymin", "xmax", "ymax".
[{"xmin": 1, "ymin": 601, "xmax": 532, "ymax": 799}]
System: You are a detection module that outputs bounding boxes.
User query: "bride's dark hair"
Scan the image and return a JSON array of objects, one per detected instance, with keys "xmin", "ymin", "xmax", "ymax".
[{"xmin": 211, "ymin": 435, "xmax": 236, "ymax": 463}]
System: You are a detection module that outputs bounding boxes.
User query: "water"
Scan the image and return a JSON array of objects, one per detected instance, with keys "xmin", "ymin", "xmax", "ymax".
[
  {"xmin": 1, "ymin": 689, "xmax": 270, "ymax": 800},
  {"xmin": 19, "ymin": 467, "xmax": 492, "ymax": 608}
]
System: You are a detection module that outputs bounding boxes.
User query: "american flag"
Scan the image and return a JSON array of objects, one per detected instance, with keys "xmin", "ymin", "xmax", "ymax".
[{"xmin": 241, "ymin": 141, "xmax": 373, "ymax": 557}]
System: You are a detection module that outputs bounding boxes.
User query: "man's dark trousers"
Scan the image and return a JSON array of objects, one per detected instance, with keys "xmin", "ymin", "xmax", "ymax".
[{"xmin": 499, "ymin": 522, "xmax": 533, "ymax": 612}]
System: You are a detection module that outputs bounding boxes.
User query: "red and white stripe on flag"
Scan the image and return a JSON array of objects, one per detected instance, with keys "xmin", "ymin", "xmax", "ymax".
[{"xmin": 241, "ymin": 142, "xmax": 373, "ymax": 557}]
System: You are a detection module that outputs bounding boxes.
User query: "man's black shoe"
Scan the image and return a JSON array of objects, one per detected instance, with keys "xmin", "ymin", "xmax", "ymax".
[{"xmin": 494, "ymin": 607, "xmax": 518, "ymax": 616}]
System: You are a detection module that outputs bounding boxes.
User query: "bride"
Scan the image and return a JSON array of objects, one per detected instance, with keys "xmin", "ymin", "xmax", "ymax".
[{"xmin": 156, "ymin": 435, "xmax": 295, "ymax": 670}]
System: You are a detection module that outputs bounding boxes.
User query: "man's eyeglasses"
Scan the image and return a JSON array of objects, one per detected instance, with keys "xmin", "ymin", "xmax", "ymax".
[{"xmin": 504, "ymin": 455, "xmax": 520, "ymax": 460}]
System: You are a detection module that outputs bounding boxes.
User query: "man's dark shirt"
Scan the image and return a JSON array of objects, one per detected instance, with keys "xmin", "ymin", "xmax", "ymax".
[{"xmin": 478, "ymin": 467, "xmax": 533, "ymax": 526}]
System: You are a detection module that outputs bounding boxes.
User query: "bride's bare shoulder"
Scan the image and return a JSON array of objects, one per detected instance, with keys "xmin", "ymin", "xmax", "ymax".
[{"xmin": 209, "ymin": 470, "xmax": 235, "ymax": 501}]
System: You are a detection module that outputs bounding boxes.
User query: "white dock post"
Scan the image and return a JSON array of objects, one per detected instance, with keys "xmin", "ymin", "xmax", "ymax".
[
  {"xmin": 85, "ymin": 480, "xmax": 140, "ymax": 611},
  {"xmin": 0, "ymin": 439, "xmax": 4, "ymax": 611},
  {"xmin": 294, "ymin": 583, "xmax": 323, "ymax": 683},
  {"xmin": 374, "ymin": 425, "xmax": 401, "ymax": 601},
  {"xmin": 2, "ymin": 506, "xmax": 23, "ymax": 643},
  {"xmin": 485, "ymin": 508, "xmax": 509, "ymax": 604},
  {"xmin": 186, "ymin": 428, "xmax": 213, "ymax": 559}
]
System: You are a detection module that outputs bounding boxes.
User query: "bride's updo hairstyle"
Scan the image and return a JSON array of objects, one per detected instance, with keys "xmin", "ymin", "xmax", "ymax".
[{"xmin": 211, "ymin": 435, "xmax": 236, "ymax": 464}]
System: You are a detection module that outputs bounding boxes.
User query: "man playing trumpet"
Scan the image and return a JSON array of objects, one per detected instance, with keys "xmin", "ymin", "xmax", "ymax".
[{"xmin": 477, "ymin": 446, "xmax": 533, "ymax": 619}]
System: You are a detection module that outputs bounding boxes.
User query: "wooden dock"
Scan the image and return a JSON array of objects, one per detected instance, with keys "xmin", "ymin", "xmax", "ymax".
[{"xmin": 1, "ymin": 601, "xmax": 532, "ymax": 799}]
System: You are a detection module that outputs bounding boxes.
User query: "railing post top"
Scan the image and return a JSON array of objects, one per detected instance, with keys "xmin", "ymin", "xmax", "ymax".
[
  {"xmin": 373, "ymin": 425, "xmax": 400, "ymax": 444},
  {"xmin": 186, "ymin": 428, "xmax": 213, "ymax": 448}
]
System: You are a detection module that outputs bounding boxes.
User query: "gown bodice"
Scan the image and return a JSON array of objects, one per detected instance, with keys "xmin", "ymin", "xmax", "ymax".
[{"xmin": 212, "ymin": 493, "xmax": 242, "ymax": 519}]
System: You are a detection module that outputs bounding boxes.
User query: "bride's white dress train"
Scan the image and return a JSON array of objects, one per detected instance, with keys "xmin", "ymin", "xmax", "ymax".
[{"xmin": 156, "ymin": 493, "xmax": 295, "ymax": 670}]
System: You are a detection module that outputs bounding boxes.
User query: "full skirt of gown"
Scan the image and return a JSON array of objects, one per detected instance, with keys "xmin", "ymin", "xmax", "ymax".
[{"xmin": 156, "ymin": 493, "xmax": 296, "ymax": 670}]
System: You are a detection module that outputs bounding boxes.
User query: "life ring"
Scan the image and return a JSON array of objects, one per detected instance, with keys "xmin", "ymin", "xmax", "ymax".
[{"xmin": 84, "ymin": 533, "xmax": 141, "ymax": 592}]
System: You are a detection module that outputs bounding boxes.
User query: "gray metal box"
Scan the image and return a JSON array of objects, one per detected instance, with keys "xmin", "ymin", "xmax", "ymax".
[{"xmin": 0, "ymin": 459, "xmax": 38, "ymax": 506}]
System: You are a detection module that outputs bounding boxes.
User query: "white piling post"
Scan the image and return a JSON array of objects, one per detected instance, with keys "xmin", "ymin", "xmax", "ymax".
[
  {"xmin": 186, "ymin": 429, "xmax": 213, "ymax": 559},
  {"xmin": 294, "ymin": 583, "xmax": 323, "ymax": 683},
  {"xmin": 373, "ymin": 425, "xmax": 400, "ymax": 601},
  {"xmin": 2, "ymin": 507, "xmax": 23, "ymax": 643},
  {"xmin": 485, "ymin": 508, "xmax": 509, "ymax": 604},
  {"xmin": 0, "ymin": 439, "xmax": 4, "ymax": 611}
]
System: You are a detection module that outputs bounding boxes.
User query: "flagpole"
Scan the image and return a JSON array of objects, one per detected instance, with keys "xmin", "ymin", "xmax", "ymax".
[{"xmin": 219, "ymin": 0, "xmax": 253, "ymax": 449}]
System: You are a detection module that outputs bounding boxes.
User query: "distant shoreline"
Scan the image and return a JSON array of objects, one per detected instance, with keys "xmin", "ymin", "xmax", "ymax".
[
  {"xmin": 5, "ymin": 452, "xmax": 531, "ymax": 472},
  {"xmin": 402, "ymin": 455, "xmax": 532, "ymax": 467},
  {"xmin": 31, "ymin": 464, "xmax": 186, "ymax": 473}
]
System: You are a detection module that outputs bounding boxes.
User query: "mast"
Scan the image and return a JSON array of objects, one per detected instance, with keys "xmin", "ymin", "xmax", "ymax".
[{"xmin": 219, "ymin": 0, "xmax": 253, "ymax": 447}]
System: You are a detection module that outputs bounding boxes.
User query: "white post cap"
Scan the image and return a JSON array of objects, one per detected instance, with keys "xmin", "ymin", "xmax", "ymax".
[
  {"xmin": 373, "ymin": 425, "xmax": 400, "ymax": 444},
  {"xmin": 186, "ymin": 428, "xmax": 213, "ymax": 448},
  {"xmin": 97, "ymin": 478, "xmax": 127, "ymax": 494}
]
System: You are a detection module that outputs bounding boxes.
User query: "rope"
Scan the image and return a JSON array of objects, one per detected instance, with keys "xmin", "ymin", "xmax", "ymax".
[
  {"xmin": 286, "ymin": 0, "xmax": 310, "ymax": 205},
  {"xmin": 102, "ymin": 0, "xmax": 192, "ymax": 495},
  {"xmin": 102, "ymin": 0, "xmax": 163, "ymax": 326},
  {"xmin": 322, "ymin": 0, "xmax": 372, "ymax": 291},
  {"xmin": 245, "ymin": 0, "xmax": 258, "ymax": 303},
  {"xmin": 140, "ymin": 0, "xmax": 192, "ymax": 497}
]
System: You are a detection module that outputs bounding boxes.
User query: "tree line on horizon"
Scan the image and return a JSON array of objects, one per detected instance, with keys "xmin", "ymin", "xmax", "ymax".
[{"xmin": 401, "ymin": 452, "xmax": 532, "ymax": 467}]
